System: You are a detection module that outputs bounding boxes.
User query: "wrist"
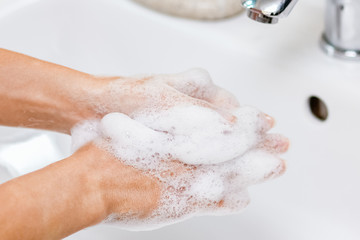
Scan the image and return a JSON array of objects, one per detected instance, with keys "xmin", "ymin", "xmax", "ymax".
[
  {"xmin": 73, "ymin": 143, "xmax": 161, "ymax": 219},
  {"xmin": 70, "ymin": 75, "xmax": 118, "ymax": 122},
  {"xmin": 61, "ymin": 145, "xmax": 109, "ymax": 225},
  {"xmin": 76, "ymin": 75, "xmax": 147, "ymax": 121}
]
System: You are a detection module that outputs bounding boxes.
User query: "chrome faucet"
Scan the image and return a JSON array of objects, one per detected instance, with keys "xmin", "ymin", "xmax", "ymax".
[
  {"xmin": 241, "ymin": 0, "xmax": 299, "ymax": 24},
  {"xmin": 320, "ymin": 0, "xmax": 360, "ymax": 60},
  {"xmin": 241, "ymin": 0, "xmax": 360, "ymax": 61}
]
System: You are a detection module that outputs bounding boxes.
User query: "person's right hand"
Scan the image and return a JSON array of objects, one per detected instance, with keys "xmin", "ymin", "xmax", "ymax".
[{"xmin": 76, "ymin": 126, "xmax": 288, "ymax": 230}]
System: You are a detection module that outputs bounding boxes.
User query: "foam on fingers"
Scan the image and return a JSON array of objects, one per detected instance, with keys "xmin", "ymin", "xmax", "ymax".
[
  {"xmin": 162, "ymin": 68, "xmax": 213, "ymax": 97},
  {"xmin": 101, "ymin": 113, "xmax": 162, "ymax": 142},
  {"xmin": 208, "ymin": 86, "xmax": 241, "ymax": 110},
  {"xmin": 258, "ymin": 134, "xmax": 290, "ymax": 154},
  {"xmin": 131, "ymin": 105, "xmax": 263, "ymax": 165},
  {"xmin": 71, "ymin": 69, "xmax": 288, "ymax": 231},
  {"xmin": 235, "ymin": 150, "xmax": 286, "ymax": 185},
  {"xmin": 188, "ymin": 171, "xmax": 225, "ymax": 202},
  {"xmin": 163, "ymin": 68, "xmax": 240, "ymax": 110}
]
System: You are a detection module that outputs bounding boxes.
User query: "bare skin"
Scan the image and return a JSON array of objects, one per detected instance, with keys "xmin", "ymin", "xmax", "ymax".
[
  {"xmin": 0, "ymin": 49, "xmax": 289, "ymax": 240},
  {"xmin": 0, "ymin": 143, "xmax": 161, "ymax": 240},
  {"xmin": 0, "ymin": 49, "xmax": 164, "ymax": 239}
]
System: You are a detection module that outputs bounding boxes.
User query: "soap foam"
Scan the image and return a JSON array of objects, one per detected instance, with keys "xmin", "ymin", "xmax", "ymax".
[{"xmin": 71, "ymin": 68, "xmax": 286, "ymax": 231}]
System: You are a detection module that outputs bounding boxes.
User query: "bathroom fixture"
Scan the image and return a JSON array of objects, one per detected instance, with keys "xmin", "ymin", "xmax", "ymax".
[
  {"xmin": 241, "ymin": 0, "xmax": 360, "ymax": 60},
  {"xmin": 240, "ymin": 0, "xmax": 299, "ymax": 24},
  {"xmin": 320, "ymin": 0, "xmax": 360, "ymax": 60}
]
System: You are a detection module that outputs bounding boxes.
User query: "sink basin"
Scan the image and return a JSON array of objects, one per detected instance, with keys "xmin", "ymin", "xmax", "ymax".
[{"xmin": 0, "ymin": 0, "xmax": 359, "ymax": 239}]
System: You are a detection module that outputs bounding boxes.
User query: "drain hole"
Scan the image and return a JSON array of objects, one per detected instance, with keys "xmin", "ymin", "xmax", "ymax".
[{"xmin": 309, "ymin": 96, "xmax": 328, "ymax": 121}]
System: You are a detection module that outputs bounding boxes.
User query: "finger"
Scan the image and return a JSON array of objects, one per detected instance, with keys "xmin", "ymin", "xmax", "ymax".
[
  {"xmin": 208, "ymin": 190, "xmax": 251, "ymax": 215},
  {"xmin": 234, "ymin": 106, "xmax": 274, "ymax": 134},
  {"xmin": 100, "ymin": 112, "xmax": 162, "ymax": 140},
  {"xmin": 163, "ymin": 68, "xmax": 240, "ymax": 110},
  {"xmin": 257, "ymin": 134, "xmax": 290, "ymax": 154},
  {"xmin": 183, "ymin": 94, "xmax": 237, "ymax": 123},
  {"xmin": 234, "ymin": 150, "xmax": 286, "ymax": 185},
  {"xmin": 257, "ymin": 112, "xmax": 275, "ymax": 133},
  {"xmin": 99, "ymin": 112, "xmax": 169, "ymax": 163},
  {"xmin": 264, "ymin": 114, "xmax": 275, "ymax": 130},
  {"xmin": 187, "ymin": 171, "xmax": 225, "ymax": 210},
  {"xmin": 205, "ymin": 86, "xmax": 240, "ymax": 110},
  {"xmin": 159, "ymin": 159, "xmax": 196, "ymax": 179},
  {"xmin": 155, "ymin": 86, "xmax": 236, "ymax": 122}
]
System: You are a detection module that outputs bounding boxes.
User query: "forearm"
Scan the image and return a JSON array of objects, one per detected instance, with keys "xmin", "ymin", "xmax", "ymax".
[
  {"xmin": 0, "ymin": 145, "xmax": 107, "ymax": 240},
  {"xmin": 0, "ymin": 144, "xmax": 160, "ymax": 240},
  {"xmin": 0, "ymin": 48, "xmax": 101, "ymax": 133}
]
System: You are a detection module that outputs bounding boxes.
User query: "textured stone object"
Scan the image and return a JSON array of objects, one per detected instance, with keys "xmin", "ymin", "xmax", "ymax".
[{"xmin": 133, "ymin": 0, "xmax": 243, "ymax": 20}]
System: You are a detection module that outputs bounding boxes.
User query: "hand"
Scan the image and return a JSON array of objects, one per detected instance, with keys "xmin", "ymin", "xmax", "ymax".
[
  {"xmin": 70, "ymin": 69, "xmax": 288, "ymax": 230},
  {"xmin": 72, "ymin": 143, "xmax": 161, "ymax": 219},
  {"xmin": 0, "ymin": 49, "xmax": 272, "ymax": 134},
  {"xmin": 74, "ymin": 68, "xmax": 276, "ymax": 162},
  {"xmin": 76, "ymin": 117, "xmax": 288, "ymax": 230},
  {"xmin": 81, "ymin": 69, "xmax": 258, "ymax": 122}
]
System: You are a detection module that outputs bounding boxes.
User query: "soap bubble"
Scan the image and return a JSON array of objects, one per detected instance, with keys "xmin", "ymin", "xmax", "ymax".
[{"xmin": 71, "ymin": 69, "xmax": 288, "ymax": 231}]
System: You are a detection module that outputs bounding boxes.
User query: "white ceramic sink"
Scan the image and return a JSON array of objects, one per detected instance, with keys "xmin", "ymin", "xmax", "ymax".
[{"xmin": 0, "ymin": 0, "xmax": 359, "ymax": 239}]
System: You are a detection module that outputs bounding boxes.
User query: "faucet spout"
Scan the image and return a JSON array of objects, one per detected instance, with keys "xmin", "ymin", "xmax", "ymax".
[{"xmin": 241, "ymin": 0, "xmax": 299, "ymax": 24}]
